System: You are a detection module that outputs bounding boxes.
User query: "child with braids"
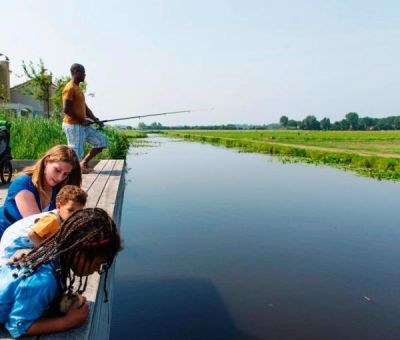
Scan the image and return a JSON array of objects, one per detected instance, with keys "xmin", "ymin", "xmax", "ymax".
[
  {"xmin": 0, "ymin": 185, "xmax": 88, "ymax": 265},
  {"xmin": 0, "ymin": 208, "xmax": 122, "ymax": 338}
]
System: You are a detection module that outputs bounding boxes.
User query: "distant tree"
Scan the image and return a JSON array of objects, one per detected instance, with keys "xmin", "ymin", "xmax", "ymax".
[
  {"xmin": 279, "ymin": 115, "xmax": 289, "ymax": 127},
  {"xmin": 358, "ymin": 117, "xmax": 376, "ymax": 130},
  {"xmin": 287, "ymin": 119, "xmax": 299, "ymax": 129},
  {"xmin": 301, "ymin": 115, "xmax": 320, "ymax": 130},
  {"xmin": 150, "ymin": 122, "xmax": 163, "ymax": 129},
  {"xmin": 138, "ymin": 122, "xmax": 147, "ymax": 130},
  {"xmin": 341, "ymin": 119, "xmax": 350, "ymax": 130},
  {"xmin": 381, "ymin": 116, "xmax": 400, "ymax": 130},
  {"xmin": 376, "ymin": 119, "xmax": 391, "ymax": 130},
  {"xmin": 331, "ymin": 121, "xmax": 342, "ymax": 130},
  {"xmin": 394, "ymin": 117, "xmax": 400, "ymax": 130},
  {"xmin": 345, "ymin": 112, "xmax": 359, "ymax": 130},
  {"xmin": 320, "ymin": 117, "xmax": 331, "ymax": 130},
  {"xmin": 21, "ymin": 59, "xmax": 53, "ymax": 118}
]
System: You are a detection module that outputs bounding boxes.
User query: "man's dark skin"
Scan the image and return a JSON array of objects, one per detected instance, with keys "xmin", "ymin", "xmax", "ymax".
[{"xmin": 63, "ymin": 66, "xmax": 104, "ymax": 170}]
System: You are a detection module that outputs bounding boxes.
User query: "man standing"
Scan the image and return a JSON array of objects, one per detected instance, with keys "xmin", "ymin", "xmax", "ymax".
[{"xmin": 62, "ymin": 63, "xmax": 107, "ymax": 173}]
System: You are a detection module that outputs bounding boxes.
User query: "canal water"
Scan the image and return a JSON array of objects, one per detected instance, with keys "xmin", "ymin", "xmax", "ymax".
[{"xmin": 110, "ymin": 136, "xmax": 400, "ymax": 340}]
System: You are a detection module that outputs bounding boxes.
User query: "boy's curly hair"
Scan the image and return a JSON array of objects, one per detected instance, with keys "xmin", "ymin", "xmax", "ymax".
[{"xmin": 56, "ymin": 185, "xmax": 88, "ymax": 206}]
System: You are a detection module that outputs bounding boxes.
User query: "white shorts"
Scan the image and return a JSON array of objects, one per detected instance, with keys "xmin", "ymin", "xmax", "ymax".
[{"xmin": 62, "ymin": 123, "xmax": 108, "ymax": 160}]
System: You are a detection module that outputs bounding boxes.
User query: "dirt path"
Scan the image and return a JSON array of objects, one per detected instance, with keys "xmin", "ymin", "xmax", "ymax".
[{"xmin": 185, "ymin": 135, "xmax": 400, "ymax": 159}]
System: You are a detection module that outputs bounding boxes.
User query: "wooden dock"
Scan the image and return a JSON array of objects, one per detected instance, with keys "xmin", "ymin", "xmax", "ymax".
[{"xmin": 0, "ymin": 159, "xmax": 126, "ymax": 339}]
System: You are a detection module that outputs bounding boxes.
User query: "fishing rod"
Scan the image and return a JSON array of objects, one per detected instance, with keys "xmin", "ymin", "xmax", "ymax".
[{"xmin": 88, "ymin": 108, "xmax": 213, "ymax": 125}]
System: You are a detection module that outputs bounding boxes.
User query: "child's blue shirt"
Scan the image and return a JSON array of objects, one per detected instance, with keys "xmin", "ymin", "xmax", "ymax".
[{"xmin": 0, "ymin": 261, "xmax": 58, "ymax": 338}]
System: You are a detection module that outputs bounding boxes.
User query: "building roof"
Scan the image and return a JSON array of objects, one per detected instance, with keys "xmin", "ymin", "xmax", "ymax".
[{"xmin": 10, "ymin": 79, "xmax": 56, "ymax": 91}]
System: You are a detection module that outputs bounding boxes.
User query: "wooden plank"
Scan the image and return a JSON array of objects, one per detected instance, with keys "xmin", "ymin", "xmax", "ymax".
[
  {"xmin": 96, "ymin": 160, "xmax": 125, "ymax": 216},
  {"xmin": 85, "ymin": 160, "xmax": 116, "ymax": 208},
  {"xmin": 81, "ymin": 160, "xmax": 109, "ymax": 192}
]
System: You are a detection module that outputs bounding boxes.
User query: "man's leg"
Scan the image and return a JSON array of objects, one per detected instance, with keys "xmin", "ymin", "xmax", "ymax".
[
  {"xmin": 81, "ymin": 126, "xmax": 108, "ymax": 171},
  {"xmin": 62, "ymin": 123, "xmax": 85, "ymax": 159}
]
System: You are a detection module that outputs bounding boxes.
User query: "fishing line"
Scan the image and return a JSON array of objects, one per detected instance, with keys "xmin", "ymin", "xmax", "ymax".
[{"xmin": 88, "ymin": 107, "xmax": 214, "ymax": 125}]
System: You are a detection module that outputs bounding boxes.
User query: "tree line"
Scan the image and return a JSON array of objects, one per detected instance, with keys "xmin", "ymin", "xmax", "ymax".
[
  {"xmin": 137, "ymin": 122, "xmax": 266, "ymax": 130},
  {"xmin": 279, "ymin": 112, "xmax": 400, "ymax": 131},
  {"xmin": 138, "ymin": 112, "xmax": 400, "ymax": 131}
]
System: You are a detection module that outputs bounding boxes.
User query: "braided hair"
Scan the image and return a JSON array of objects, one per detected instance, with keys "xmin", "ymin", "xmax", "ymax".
[{"xmin": 9, "ymin": 208, "xmax": 122, "ymax": 300}]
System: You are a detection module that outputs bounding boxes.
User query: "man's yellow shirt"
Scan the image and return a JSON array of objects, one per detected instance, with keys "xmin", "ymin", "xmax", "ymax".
[{"xmin": 62, "ymin": 80, "xmax": 86, "ymax": 124}]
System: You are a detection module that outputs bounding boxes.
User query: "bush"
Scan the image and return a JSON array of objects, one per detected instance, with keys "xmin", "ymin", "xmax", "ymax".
[{"xmin": 100, "ymin": 126, "xmax": 130, "ymax": 159}]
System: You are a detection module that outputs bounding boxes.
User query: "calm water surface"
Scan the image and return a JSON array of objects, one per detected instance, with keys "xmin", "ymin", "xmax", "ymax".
[{"xmin": 110, "ymin": 136, "xmax": 400, "ymax": 340}]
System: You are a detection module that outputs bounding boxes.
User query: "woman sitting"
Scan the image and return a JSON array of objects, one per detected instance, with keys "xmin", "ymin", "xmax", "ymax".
[{"xmin": 0, "ymin": 145, "xmax": 81, "ymax": 238}]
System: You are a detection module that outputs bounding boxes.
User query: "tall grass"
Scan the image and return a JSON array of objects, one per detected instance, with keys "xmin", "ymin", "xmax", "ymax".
[
  {"xmin": 0, "ymin": 110, "xmax": 130, "ymax": 159},
  {"xmin": 10, "ymin": 117, "xmax": 66, "ymax": 158}
]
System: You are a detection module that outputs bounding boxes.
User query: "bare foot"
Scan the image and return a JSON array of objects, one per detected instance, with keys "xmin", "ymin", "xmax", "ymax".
[{"xmin": 81, "ymin": 165, "xmax": 94, "ymax": 174}]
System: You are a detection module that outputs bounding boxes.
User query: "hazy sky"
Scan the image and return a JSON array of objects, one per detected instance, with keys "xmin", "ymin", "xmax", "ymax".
[{"xmin": 2, "ymin": 1, "xmax": 400, "ymax": 126}]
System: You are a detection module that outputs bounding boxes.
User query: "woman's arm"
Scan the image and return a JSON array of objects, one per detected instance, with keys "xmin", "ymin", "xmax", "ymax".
[
  {"xmin": 14, "ymin": 190, "xmax": 41, "ymax": 217},
  {"xmin": 26, "ymin": 298, "xmax": 89, "ymax": 335}
]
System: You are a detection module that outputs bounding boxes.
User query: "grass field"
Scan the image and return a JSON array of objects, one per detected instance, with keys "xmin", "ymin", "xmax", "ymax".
[
  {"xmin": 162, "ymin": 130, "xmax": 400, "ymax": 181},
  {"xmin": 123, "ymin": 130, "xmax": 147, "ymax": 138}
]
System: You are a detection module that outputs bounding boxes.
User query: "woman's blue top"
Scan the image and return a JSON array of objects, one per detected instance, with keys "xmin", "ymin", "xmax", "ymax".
[{"xmin": 0, "ymin": 174, "xmax": 60, "ymax": 238}]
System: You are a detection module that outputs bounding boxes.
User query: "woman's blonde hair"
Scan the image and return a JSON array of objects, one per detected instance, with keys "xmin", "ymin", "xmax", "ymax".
[{"xmin": 21, "ymin": 145, "xmax": 82, "ymax": 199}]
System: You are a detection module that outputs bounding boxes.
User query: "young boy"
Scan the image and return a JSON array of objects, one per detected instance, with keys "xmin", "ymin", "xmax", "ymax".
[{"xmin": 0, "ymin": 185, "xmax": 87, "ymax": 264}]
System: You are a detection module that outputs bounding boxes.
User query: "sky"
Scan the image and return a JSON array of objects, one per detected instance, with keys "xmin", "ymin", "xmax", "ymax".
[{"xmin": 2, "ymin": 0, "xmax": 400, "ymax": 126}]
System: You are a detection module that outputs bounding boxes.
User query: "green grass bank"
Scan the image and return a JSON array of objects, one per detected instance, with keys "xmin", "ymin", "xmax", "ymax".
[{"xmin": 162, "ymin": 130, "xmax": 400, "ymax": 181}]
